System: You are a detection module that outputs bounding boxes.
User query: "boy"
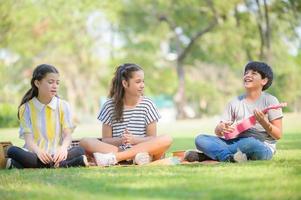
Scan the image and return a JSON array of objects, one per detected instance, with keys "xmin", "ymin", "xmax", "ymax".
[{"xmin": 187, "ymin": 61, "xmax": 283, "ymax": 162}]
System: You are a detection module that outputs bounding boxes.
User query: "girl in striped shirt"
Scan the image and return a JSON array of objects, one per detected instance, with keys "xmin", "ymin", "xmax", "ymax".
[
  {"xmin": 6, "ymin": 64, "xmax": 88, "ymax": 169},
  {"xmin": 80, "ymin": 63, "xmax": 173, "ymax": 166}
]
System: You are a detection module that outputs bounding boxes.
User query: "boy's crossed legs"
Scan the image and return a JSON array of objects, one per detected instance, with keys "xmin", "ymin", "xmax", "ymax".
[{"xmin": 195, "ymin": 134, "xmax": 273, "ymax": 162}]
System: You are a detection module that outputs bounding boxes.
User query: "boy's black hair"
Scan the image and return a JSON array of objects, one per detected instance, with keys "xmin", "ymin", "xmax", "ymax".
[{"xmin": 244, "ymin": 61, "xmax": 273, "ymax": 91}]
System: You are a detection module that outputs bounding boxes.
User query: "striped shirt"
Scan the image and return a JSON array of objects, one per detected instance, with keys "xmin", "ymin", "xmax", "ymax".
[
  {"xmin": 97, "ymin": 97, "xmax": 160, "ymax": 138},
  {"xmin": 19, "ymin": 96, "xmax": 74, "ymax": 155}
]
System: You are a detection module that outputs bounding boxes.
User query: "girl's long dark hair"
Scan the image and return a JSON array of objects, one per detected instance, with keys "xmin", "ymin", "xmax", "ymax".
[
  {"xmin": 18, "ymin": 64, "xmax": 59, "ymax": 119},
  {"xmin": 109, "ymin": 63, "xmax": 142, "ymax": 122}
]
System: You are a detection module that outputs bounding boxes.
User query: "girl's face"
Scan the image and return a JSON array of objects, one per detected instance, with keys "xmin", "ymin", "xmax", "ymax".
[
  {"xmin": 243, "ymin": 69, "xmax": 267, "ymax": 90},
  {"xmin": 123, "ymin": 70, "xmax": 144, "ymax": 97},
  {"xmin": 35, "ymin": 73, "xmax": 60, "ymax": 100}
]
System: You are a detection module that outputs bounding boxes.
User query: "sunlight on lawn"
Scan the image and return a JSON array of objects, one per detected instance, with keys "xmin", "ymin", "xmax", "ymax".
[
  {"xmin": 0, "ymin": 113, "xmax": 301, "ymax": 200},
  {"xmin": 1, "ymin": 113, "xmax": 300, "ymax": 148}
]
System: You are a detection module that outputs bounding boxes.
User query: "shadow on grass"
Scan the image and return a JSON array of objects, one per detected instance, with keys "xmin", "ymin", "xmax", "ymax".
[
  {"xmin": 2, "ymin": 165, "xmax": 301, "ymax": 200},
  {"xmin": 170, "ymin": 133, "xmax": 301, "ymax": 152},
  {"xmin": 168, "ymin": 137, "xmax": 196, "ymax": 152},
  {"xmin": 1, "ymin": 131, "xmax": 300, "ymax": 200},
  {"xmin": 277, "ymin": 133, "xmax": 301, "ymax": 150}
]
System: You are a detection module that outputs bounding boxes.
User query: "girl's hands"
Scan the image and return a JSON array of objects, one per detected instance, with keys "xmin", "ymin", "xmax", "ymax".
[
  {"xmin": 35, "ymin": 149, "xmax": 53, "ymax": 164},
  {"xmin": 53, "ymin": 146, "xmax": 68, "ymax": 167},
  {"xmin": 122, "ymin": 129, "xmax": 136, "ymax": 145}
]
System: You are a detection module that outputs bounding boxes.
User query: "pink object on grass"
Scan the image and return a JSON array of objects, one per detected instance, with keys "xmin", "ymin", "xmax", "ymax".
[{"xmin": 224, "ymin": 103, "xmax": 287, "ymax": 140}]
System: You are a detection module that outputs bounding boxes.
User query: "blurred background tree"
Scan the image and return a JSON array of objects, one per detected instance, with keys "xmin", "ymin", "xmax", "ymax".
[{"xmin": 0, "ymin": 0, "xmax": 301, "ymax": 126}]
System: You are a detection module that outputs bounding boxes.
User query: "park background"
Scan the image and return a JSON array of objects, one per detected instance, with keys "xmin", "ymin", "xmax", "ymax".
[{"xmin": 1, "ymin": 1, "xmax": 301, "ymax": 200}]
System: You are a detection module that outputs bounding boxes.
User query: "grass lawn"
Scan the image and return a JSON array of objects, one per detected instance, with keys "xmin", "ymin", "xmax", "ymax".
[{"xmin": 0, "ymin": 113, "xmax": 301, "ymax": 200}]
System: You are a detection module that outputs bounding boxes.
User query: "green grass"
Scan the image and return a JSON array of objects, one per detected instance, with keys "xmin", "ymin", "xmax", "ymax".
[{"xmin": 1, "ymin": 113, "xmax": 301, "ymax": 200}]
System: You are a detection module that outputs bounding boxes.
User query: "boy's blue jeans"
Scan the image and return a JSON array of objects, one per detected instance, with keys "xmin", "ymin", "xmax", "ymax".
[{"xmin": 195, "ymin": 134, "xmax": 273, "ymax": 161}]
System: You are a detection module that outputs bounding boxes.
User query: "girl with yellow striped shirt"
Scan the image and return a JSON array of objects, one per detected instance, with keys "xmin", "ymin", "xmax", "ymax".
[{"xmin": 6, "ymin": 64, "xmax": 88, "ymax": 168}]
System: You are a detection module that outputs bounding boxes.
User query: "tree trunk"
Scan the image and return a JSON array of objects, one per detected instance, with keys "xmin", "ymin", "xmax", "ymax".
[
  {"xmin": 174, "ymin": 60, "xmax": 187, "ymax": 119},
  {"xmin": 158, "ymin": 1, "xmax": 217, "ymax": 119}
]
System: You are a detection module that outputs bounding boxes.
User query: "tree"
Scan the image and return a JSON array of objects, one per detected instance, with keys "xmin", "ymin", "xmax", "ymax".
[
  {"xmin": 1, "ymin": 0, "xmax": 301, "ymax": 122},
  {"xmin": 0, "ymin": 0, "xmax": 110, "ymax": 117},
  {"xmin": 109, "ymin": 0, "xmax": 301, "ymax": 115}
]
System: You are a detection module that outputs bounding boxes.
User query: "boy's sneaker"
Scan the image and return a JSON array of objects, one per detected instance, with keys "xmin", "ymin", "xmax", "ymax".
[
  {"xmin": 229, "ymin": 149, "xmax": 248, "ymax": 163},
  {"xmin": 133, "ymin": 152, "xmax": 152, "ymax": 165},
  {"xmin": 93, "ymin": 152, "xmax": 117, "ymax": 167},
  {"xmin": 233, "ymin": 150, "xmax": 247, "ymax": 163},
  {"xmin": 184, "ymin": 150, "xmax": 211, "ymax": 162}
]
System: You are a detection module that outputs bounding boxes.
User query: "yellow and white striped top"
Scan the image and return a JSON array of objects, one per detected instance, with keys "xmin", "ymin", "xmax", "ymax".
[{"xmin": 19, "ymin": 96, "xmax": 74, "ymax": 155}]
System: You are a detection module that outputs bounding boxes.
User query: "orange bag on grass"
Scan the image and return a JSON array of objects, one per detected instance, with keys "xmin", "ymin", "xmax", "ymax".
[{"xmin": 0, "ymin": 141, "xmax": 13, "ymax": 169}]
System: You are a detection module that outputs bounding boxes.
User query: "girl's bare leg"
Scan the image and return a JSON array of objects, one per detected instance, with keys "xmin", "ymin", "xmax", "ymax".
[
  {"xmin": 115, "ymin": 135, "xmax": 172, "ymax": 162},
  {"xmin": 79, "ymin": 138, "xmax": 118, "ymax": 155}
]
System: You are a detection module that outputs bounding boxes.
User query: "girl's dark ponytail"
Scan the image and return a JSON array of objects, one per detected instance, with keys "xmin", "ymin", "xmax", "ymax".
[
  {"xmin": 17, "ymin": 64, "xmax": 58, "ymax": 119},
  {"xmin": 109, "ymin": 63, "xmax": 142, "ymax": 122}
]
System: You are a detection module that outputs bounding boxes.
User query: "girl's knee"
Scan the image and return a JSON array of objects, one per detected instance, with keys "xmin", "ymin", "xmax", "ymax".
[
  {"xmin": 158, "ymin": 135, "xmax": 173, "ymax": 147},
  {"xmin": 75, "ymin": 146, "xmax": 85, "ymax": 155},
  {"xmin": 79, "ymin": 138, "xmax": 91, "ymax": 148},
  {"xmin": 7, "ymin": 146, "xmax": 19, "ymax": 157}
]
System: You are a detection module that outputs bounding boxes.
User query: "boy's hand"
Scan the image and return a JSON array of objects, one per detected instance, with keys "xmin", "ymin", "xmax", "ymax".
[
  {"xmin": 254, "ymin": 109, "xmax": 268, "ymax": 125},
  {"xmin": 216, "ymin": 121, "xmax": 235, "ymax": 136}
]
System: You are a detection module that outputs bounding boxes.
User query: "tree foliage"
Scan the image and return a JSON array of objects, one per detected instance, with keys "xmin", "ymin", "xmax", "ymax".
[{"xmin": 1, "ymin": 0, "xmax": 301, "ymax": 123}]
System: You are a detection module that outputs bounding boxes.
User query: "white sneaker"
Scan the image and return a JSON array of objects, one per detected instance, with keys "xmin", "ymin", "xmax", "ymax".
[
  {"xmin": 6, "ymin": 158, "xmax": 12, "ymax": 169},
  {"xmin": 134, "ymin": 152, "xmax": 152, "ymax": 165},
  {"xmin": 82, "ymin": 155, "xmax": 89, "ymax": 167},
  {"xmin": 233, "ymin": 149, "xmax": 247, "ymax": 163},
  {"xmin": 93, "ymin": 152, "xmax": 117, "ymax": 167}
]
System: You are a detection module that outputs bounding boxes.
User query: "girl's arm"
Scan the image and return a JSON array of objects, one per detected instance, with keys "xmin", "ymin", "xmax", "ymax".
[
  {"xmin": 24, "ymin": 133, "xmax": 53, "ymax": 164},
  {"xmin": 53, "ymin": 128, "xmax": 72, "ymax": 166},
  {"xmin": 101, "ymin": 123, "xmax": 123, "ymax": 146},
  {"xmin": 125, "ymin": 122, "xmax": 156, "ymax": 145},
  {"xmin": 60, "ymin": 128, "xmax": 72, "ymax": 149}
]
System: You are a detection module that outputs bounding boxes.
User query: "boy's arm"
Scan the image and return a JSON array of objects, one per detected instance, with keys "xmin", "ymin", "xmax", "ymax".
[
  {"xmin": 254, "ymin": 110, "xmax": 282, "ymax": 140},
  {"xmin": 216, "ymin": 100, "xmax": 235, "ymax": 137}
]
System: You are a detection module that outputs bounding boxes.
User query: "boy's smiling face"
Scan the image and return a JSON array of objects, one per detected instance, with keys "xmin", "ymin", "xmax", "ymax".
[{"xmin": 243, "ymin": 69, "xmax": 268, "ymax": 90}]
